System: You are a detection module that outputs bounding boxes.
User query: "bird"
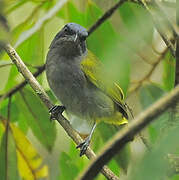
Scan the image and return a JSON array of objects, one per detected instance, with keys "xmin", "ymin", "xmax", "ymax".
[{"xmin": 46, "ymin": 23, "xmax": 129, "ymax": 156}]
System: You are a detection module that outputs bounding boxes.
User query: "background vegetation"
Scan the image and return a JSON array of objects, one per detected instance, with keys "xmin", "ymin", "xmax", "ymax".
[{"xmin": 0, "ymin": 0, "xmax": 178, "ymax": 179}]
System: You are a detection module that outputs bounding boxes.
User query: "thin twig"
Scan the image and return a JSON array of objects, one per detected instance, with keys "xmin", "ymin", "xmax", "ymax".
[
  {"xmin": 78, "ymin": 84, "xmax": 179, "ymax": 180},
  {"xmin": 138, "ymin": 132, "xmax": 151, "ymax": 150},
  {"xmin": 4, "ymin": 44, "xmax": 120, "ymax": 180},
  {"xmin": 88, "ymin": 0, "xmax": 127, "ymax": 35},
  {"xmin": 137, "ymin": 52, "xmax": 156, "ymax": 65},
  {"xmin": 0, "ymin": 61, "xmax": 13, "ymax": 68},
  {"xmin": 139, "ymin": 0, "xmax": 175, "ymax": 57},
  {"xmin": 152, "ymin": 0, "xmax": 178, "ymax": 38},
  {"xmin": 129, "ymin": 47, "xmax": 168, "ymax": 94},
  {"xmin": 0, "ymin": 65, "xmax": 45, "ymax": 103},
  {"xmin": 0, "ymin": 61, "xmax": 42, "ymax": 69}
]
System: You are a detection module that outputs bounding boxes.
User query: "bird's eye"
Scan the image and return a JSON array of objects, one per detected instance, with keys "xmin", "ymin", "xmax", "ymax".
[
  {"xmin": 64, "ymin": 26, "xmax": 74, "ymax": 36},
  {"xmin": 64, "ymin": 27, "xmax": 68, "ymax": 32}
]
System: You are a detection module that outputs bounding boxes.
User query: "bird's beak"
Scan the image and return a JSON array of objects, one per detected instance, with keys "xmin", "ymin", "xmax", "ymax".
[{"xmin": 74, "ymin": 33, "xmax": 78, "ymax": 42}]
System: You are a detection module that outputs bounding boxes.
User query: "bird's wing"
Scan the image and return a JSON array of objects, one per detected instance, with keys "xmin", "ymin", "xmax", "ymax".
[{"xmin": 81, "ymin": 50, "xmax": 128, "ymax": 119}]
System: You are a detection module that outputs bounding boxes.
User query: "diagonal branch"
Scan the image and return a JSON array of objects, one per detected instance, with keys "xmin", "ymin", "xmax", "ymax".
[
  {"xmin": 0, "ymin": 64, "xmax": 45, "ymax": 103},
  {"xmin": 139, "ymin": 0, "xmax": 176, "ymax": 57},
  {"xmin": 88, "ymin": 0, "xmax": 127, "ymax": 35},
  {"xmin": 4, "ymin": 44, "xmax": 120, "ymax": 180},
  {"xmin": 78, "ymin": 84, "xmax": 179, "ymax": 180},
  {"xmin": 152, "ymin": 0, "xmax": 178, "ymax": 38},
  {"xmin": 129, "ymin": 47, "xmax": 168, "ymax": 94}
]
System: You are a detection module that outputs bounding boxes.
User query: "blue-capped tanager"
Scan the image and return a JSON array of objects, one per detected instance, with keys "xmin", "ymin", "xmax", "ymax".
[{"xmin": 46, "ymin": 23, "xmax": 129, "ymax": 156}]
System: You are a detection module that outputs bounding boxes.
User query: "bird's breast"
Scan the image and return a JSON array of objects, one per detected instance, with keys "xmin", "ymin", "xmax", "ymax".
[
  {"xmin": 46, "ymin": 55, "xmax": 88, "ymax": 114},
  {"xmin": 46, "ymin": 52, "xmax": 114, "ymax": 120}
]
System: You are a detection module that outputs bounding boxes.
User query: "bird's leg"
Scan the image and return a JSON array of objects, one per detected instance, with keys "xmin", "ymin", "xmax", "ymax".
[
  {"xmin": 76, "ymin": 122, "xmax": 97, "ymax": 156},
  {"xmin": 49, "ymin": 105, "xmax": 66, "ymax": 120}
]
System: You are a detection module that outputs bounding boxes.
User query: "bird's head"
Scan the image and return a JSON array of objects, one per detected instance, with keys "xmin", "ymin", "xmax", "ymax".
[{"xmin": 50, "ymin": 23, "xmax": 88, "ymax": 57}]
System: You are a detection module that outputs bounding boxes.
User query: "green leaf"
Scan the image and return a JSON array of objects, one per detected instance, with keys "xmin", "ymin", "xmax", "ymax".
[
  {"xmin": 58, "ymin": 152, "xmax": 79, "ymax": 180},
  {"xmin": 57, "ymin": 2, "xmax": 85, "ymax": 25},
  {"xmin": 1, "ymin": 98, "xmax": 20, "ymax": 123},
  {"xmin": 171, "ymin": 174, "xmax": 179, "ymax": 180},
  {"xmin": 140, "ymin": 84, "xmax": 165, "ymax": 109},
  {"xmin": 129, "ymin": 126, "xmax": 179, "ymax": 180},
  {"xmin": 5, "ymin": 0, "xmax": 27, "ymax": 14},
  {"xmin": 97, "ymin": 123, "xmax": 130, "ymax": 174},
  {"xmin": 139, "ymin": 84, "xmax": 170, "ymax": 143},
  {"xmin": 16, "ymin": 30, "xmax": 44, "ymax": 66},
  {"xmin": 0, "ymin": 123, "xmax": 4, "ymax": 141},
  {"xmin": 46, "ymin": 90, "xmax": 57, "ymax": 104},
  {"xmin": 15, "ymin": 88, "xmax": 56, "ymax": 151},
  {"xmin": 85, "ymin": 1, "xmax": 117, "ymax": 58},
  {"xmin": 17, "ymin": 112, "xmax": 29, "ymax": 134},
  {"xmin": 162, "ymin": 51, "xmax": 175, "ymax": 91},
  {"xmin": 68, "ymin": 142, "xmax": 88, "ymax": 170},
  {"xmin": 0, "ymin": 61, "xmax": 11, "ymax": 93},
  {"xmin": 4, "ymin": 65, "xmax": 19, "ymax": 91},
  {"xmin": 0, "ymin": 129, "xmax": 19, "ymax": 180},
  {"xmin": 118, "ymin": 2, "xmax": 153, "ymax": 44}
]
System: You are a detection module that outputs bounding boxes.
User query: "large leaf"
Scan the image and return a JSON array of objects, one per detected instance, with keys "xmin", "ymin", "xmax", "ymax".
[
  {"xmin": 10, "ymin": 123, "xmax": 48, "ymax": 180},
  {"xmin": 0, "ymin": 97, "xmax": 20, "ymax": 123},
  {"xmin": 129, "ymin": 126, "xmax": 179, "ymax": 180},
  {"xmin": 4, "ymin": 65, "xmax": 19, "ymax": 91},
  {"xmin": 57, "ymin": 1, "xmax": 85, "ymax": 25},
  {"xmin": 15, "ymin": 88, "xmax": 56, "ymax": 151},
  {"xmin": 0, "ymin": 128, "xmax": 19, "ymax": 180},
  {"xmin": 118, "ymin": 2, "xmax": 153, "ymax": 44},
  {"xmin": 162, "ymin": 51, "xmax": 175, "ymax": 91},
  {"xmin": 58, "ymin": 152, "xmax": 79, "ymax": 180},
  {"xmin": 97, "ymin": 122, "xmax": 130, "ymax": 174},
  {"xmin": 16, "ymin": 30, "xmax": 44, "ymax": 66},
  {"xmin": 85, "ymin": 1, "xmax": 117, "ymax": 58},
  {"xmin": 58, "ymin": 142, "xmax": 106, "ymax": 180},
  {"xmin": 139, "ymin": 84, "xmax": 170, "ymax": 143},
  {"xmin": 0, "ymin": 61, "xmax": 11, "ymax": 93}
]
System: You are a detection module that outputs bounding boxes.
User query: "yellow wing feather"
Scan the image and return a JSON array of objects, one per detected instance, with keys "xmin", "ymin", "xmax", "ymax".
[{"xmin": 81, "ymin": 50, "xmax": 128, "ymax": 125}]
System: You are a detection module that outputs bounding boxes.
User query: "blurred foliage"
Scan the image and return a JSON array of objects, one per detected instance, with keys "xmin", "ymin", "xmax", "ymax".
[{"xmin": 0, "ymin": 0, "xmax": 177, "ymax": 180}]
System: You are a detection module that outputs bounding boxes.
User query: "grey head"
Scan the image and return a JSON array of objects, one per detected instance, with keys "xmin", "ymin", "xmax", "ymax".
[{"xmin": 49, "ymin": 23, "xmax": 88, "ymax": 57}]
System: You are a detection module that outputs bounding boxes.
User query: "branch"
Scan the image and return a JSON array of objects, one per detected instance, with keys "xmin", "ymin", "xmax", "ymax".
[
  {"xmin": 139, "ymin": 0, "xmax": 175, "ymax": 57},
  {"xmin": 3, "ymin": 44, "xmax": 120, "ymax": 180},
  {"xmin": 15, "ymin": 0, "xmax": 68, "ymax": 48},
  {"xmin": 129, "ymin": 47, "xmax": 168, "ymax": 94},
  {"xmin": 78, "ymin": 84, "xmax": 179, "ymax": 180},
  {"xmin": 0, "ymin": 64, "xmax": 45, "ymax": 103},
  {"xmin": 152, "ymin": 0, "xmax": 178, "ymax": 38},
  {"xmin": 88, "ymin": 0, "xmax": 127, "ymax": 35}
]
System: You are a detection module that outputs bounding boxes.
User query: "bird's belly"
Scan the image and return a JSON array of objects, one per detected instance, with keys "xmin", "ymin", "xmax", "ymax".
[{"xmin": 46, "ymin": 61, "xmax": 114, "ymax": 119}]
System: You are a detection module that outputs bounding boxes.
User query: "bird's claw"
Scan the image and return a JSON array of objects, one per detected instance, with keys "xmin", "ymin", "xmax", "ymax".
[
  {"xmin": 76, "ymin": 138, "xmax": 90, "ymax": 156},
  {"xmin": 49, "ymin": 105, "xmax": 66, "ymax": 120}
]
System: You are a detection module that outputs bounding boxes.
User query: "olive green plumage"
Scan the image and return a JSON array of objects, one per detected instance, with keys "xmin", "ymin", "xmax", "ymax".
[
  {"xmin": 81, "ymin": 50, "xmax": 128, "ymax": 125},
  {"xmin": 46, "ymin": 23, "xmax": 129, "ymax": 136}
]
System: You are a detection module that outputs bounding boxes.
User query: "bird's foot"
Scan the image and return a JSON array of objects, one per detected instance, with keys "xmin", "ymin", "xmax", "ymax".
[
  {"xmin": 76, "ymin": 137, "xmax": 90, "ymax": 156},
  {"xmin": 49, "ymin": 105, "xmax": 66, "ymax": 120}
]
